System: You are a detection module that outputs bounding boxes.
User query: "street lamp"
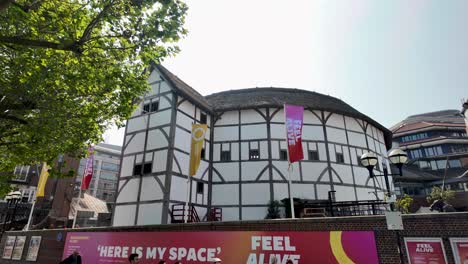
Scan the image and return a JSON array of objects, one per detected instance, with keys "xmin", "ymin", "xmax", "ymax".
[
  {"xmin": 2, "ymin": 191, "xmax": 22, "ymax": 232},
  {"xmin": 388, "ymin": 149, "xmax": 408, "ymax": 176}
]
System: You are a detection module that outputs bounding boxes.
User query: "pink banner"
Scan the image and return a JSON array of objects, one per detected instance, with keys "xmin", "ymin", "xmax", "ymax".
[
  {"xmin": 405, "ymin": 238, "xmax": 447, "ymax": 264},
  {"xmin": 80, "ymin": 146, "xmax": 94, "ymax": 190},
  {"xmin": 62, "ymin": 231, "xmax": 378, "ymax": 263},
  {"xmin": 450, "ymin": 238, "xmax": 468, "ymax": 264},
  {"xmin": 284, "ymin": 104, "xmax": 304, "ymax": 164}
]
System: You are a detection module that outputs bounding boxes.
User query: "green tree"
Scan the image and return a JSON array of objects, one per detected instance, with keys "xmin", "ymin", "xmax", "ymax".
[
  {"xmin": 265, "ymin": 200, "xmax": 282, "ymax": 219},
  {"xmin": 0, "ymin": 0, "xmax": 187, "ymax": 194},
  {"xmin": 395, "ymin": 194, "xmax": 413, "ymax": 214},
  {"xmin": 426, "ymin": 186, "xmax": 456, "ymax": 204}
]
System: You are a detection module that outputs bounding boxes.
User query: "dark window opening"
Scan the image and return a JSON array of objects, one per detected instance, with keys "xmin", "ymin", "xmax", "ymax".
[
  {"xmin": 196, "ymin": 182, "xmax": 204, "ymax": 194},
  {"xmin": 280, "ymin": 150, "xmax": 288, "ymax": 161},
  {"xmin": 336, "ymin": 153, "xmax": 345, "ymax": 164},
  {"xmin": 221, "ymin": 151, "xmax": 231, "ymax": 161},
  {"xmin": 200, "ymin": 113, "xmax": 207, "ymax": 124},
  {"xmin": 133, "ymin": 164, "xmax": 142, "ymax": 176},
  {"xmin": 201, "ymin": 148, "xmax": 206, "ymax": 160},
  {"xmin": 249, "ymin": 149, "xmax": 260, "ymax": 160},
  {"xmin": 150, "ymin": 101, "xmax": 159, "ymax": 112},
  {"xmin": 309, "ymin": 150, "xmax": 319, "ymax": 161},
  {"xmin": 143, "ymin": 104, "xmax": 150, "ymax": 113},
  {"xmin": 143, "ymin": 162, "xmax": 152, "ymax": 174}
]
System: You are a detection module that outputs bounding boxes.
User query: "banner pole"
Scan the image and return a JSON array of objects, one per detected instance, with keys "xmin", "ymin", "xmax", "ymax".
[
  {"xmin": 72, "ymin": 188, "xmax": 82, "ymax": 229},
  {"xmin": 25, "ymin": 200, "xmax": 36, "ymax": 231},
  {"xmin": 184, "ymin": 177, "xmax": 191, "ymax": 223},
  {"xmin": 287, "ymin": 164, "xmax": 296, "ymax": 219}
]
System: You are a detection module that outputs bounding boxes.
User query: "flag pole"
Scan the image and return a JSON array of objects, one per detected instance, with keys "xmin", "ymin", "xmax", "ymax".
[
  {"xmin": 287, "ymin": 163, "xmax": 295, "ymax": 219},
  {"xmin": 25, "ymin": 200, "xmax": 35, "ymax": 231},
  {"xmin": 184, "ymin": 177, "xmax": 191, "ymax": 223},
  {"xmin": 72, "ymin": 188, "xmax": 82, "ymax": 229}
]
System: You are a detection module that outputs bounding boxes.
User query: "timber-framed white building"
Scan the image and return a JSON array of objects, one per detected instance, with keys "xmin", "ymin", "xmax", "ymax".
[{"xmin": 112, "ymin": 64, "xmax": 394, "ymax": 226}]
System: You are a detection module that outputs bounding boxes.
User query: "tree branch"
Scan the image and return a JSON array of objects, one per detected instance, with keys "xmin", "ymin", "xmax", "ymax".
[
  {"xmin": 0, "ymin": 114, "xmax": 28, "ymax": 124},
  {"xmin": 0, "ymin": 35, "xmax": 80, "ymax": 52},
  {"xmin": 0, "ymin": 0, "xmax": 14, "ymax": 11},
  {"xmin": 79, "ymin": 1, "xmax": 114, "ymax": 45}
]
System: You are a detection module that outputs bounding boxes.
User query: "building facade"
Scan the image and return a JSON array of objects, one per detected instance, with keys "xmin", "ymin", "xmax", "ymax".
[
  {"xmin": 112, "ymin": 64, "xmax": 393, "ymax": 226},
  {"xmin": 391, "ymin": 110, "xmax": 468, "ymax": 198},
  {"xmin": 76, "ymin": 143, "xmax": 121, "ymax": 207}
]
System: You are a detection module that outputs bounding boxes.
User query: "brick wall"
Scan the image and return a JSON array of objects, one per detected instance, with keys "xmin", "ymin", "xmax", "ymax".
[{"xmin": 1, "ymin": 212, "xmax": 467, "ymax": 264}]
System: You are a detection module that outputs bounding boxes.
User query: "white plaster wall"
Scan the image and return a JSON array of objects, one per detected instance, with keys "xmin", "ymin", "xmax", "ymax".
[
  {"xmin": 174, "ymin": 127, "xmax": 191, "ymax": 152},
  {"xmin": 270, "ymin": 124, "xmax": 284, "ymax": 139},
  {"xmin": 176, "ymin": 111, "xmax": 193, "ymax": 129},
  {"xmin": 331, "ymin": 164, "xmax": 354, "ymax": 184},
  {"xmin": 301, "ymin": 163, "xmax": 328, "ymax": 182},
  {"xmin": 149, "ymin": 109, "xmax": 172, "ymax": 128},
  {"xmin": 347, "ymin": 131, "xmax": 367, "ymax": 148},
  {"xmin": 273, "ymin": 183, "xmax": 288, "ymax": 201},
  {"xmin": 317, "ymin": 143, "xmax": 327, "ymax": 161},
  {"xmin": 334, "ymin": 185, "xmax": 356, "ymax": 201},
  {"xmin": 273, "ymin": 161, "xmax": 300, "ymax": 181},
  {"xmin": 271, "ymin": 141, "xmax": 280, "ymax": 159},
  {"xmin": 214, "ymin": 126, "xmax": 238, "ymax": 141},
  {"xmin": 140, "ymin": 176, "xmax": 164, "ymax": 201},
  {"xmin": 120, "ymin": 156, "xmax": 134, "ymax": 177},
  {"xmin": 137, "ymin": 203, "xmax": 162, "ymax": 225},
  {"xmin": 169, "ymin": 176, "xmax": 187, "ymax": 201},
  {"xmin": 302, "ymin": 125, "xmax": 325, "ymax": 141},
  {"xmin": 231, "ymin": 143, "xmax": 239, "ymax": 161},
  {"xmin": 116, "ymin": 178, "xmax": 139, "ymax": 203},
  {"xmin": 214, "ymin": 163, "xmax": 239, "ymax": 182},
  {"xmin": 212, "ymin": 184, "xmax": 239, "ymax": 205},
  {"xmin": 242, "ymin": 184, "xmax": 270, "ymax": 205},
  {"xmin": 146, "ymin": 129, "xmax": 168, "ymax": 150},
  {"xmin": 241, "ymin": 161, "xmax": 268, "ymax": 181},
  {"xmin": 178, "ymin": 100, "xmax": 195, "ymax": 118},
  {"xmin": 316, "ymin": 184, "xmax": 333, "ymax": 199},
  {"xmin": 260, "ymin": 141, "xmax": 269, "ymax": 159},
  {"xmin": 220, "ymin": 207, "xmax": 239, "ymax": 221},
  {"xmin": 159, "ymin": 94, "xmax": 172, "ymax": 109},
  {"xmin": 213, "ymin": 144, "xmax": 221, "ymax": 162},
  {"xmin": 241, "ymin": 109, "xmax": 266, "ymax": 123},
  {"xmin": 241, "ymin": 124, "xmax": 267, "ymax": 140},
  {"xmin": 353, "ymin": 166, "xmax": 370, "ymax": 186},
  {"xmin": 127, "ymin": 116, "xmax": 148, "ymax": 133},
  {"xmin": 148, "ymin": 82, "xmax": 159, "ymax": 97},
  {"xmin": 344, "ymin": 116, "xmax": 363, "ymax": 132},
  {"xmin": 173, "ymin": 151, "xmax": 189, "ymax": 175},
  {"xmin": 292, "ymin": 184, "xmax": 315, "ymax": 200},
  {"xmin": 326, "ymin": 127, "xmax": 348, "ymax": 144},
  {"xmin": 326, "ymin": 113, "xmax": 345, "ymax": 127},
  {"xmin": 242, "ymin": 207, "xmax": 268, "ymax": 220},
  {"xmin": 152, "ymin": 150, "xmax": 168, "ymax": 173},
  {"xmin": 148, "ymin": 69, "xmax": 162, "ymax": 84},
  {"xmin": 271, "ymin": 109, "xmax": 284, "ymax": 123},
  {"xmin": 160, "ymin": 81, "xmax": 172, "ymax": 93},
  {"xmin": 124, "ymin": 132, "xmax": 146, "ymax": 155},
  {"xmin": 328, "ymin": 144, "xmax": 336, "ymax": 162},
  {"xmin": 216, "ymin": 111, "xmax": 238, "ymax": 125},
  {"xmin": 135, "ymin": 154, "xmax": 143, "ymax": 164},
  {"xmin": 241, "ymin": 142, "xmax": 249, "ymax": 160},
  {"xmin": 113, "ymin": 205, "xmax": 136, "ymax": 226},
  {"xmin": 303, "ymin": 111, "xmax": 322, "ymax": 124},
  {"xmin": 356, "ymin": 187, "xmax": 377, "ymax": 200}
]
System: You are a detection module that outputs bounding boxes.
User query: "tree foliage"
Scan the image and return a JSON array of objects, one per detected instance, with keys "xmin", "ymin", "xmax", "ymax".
[
  {"xmin": 395, "ymin": 194, "xmax": 413, "ymax": 214},
  {"xmin": 0, "ymin": 0, "xmax": 187, "ymax": 192},
  {"xmin": 426, "ymin": 186, "xmax": 456, "ymax": 204},
  {"xmin": 265, "ymin": 200, "xmax": 282, "ymax": 219}
]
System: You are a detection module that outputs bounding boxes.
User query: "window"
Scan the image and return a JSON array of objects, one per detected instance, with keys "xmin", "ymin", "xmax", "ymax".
[
  {"xmin": 249, "ymin": 149, "xmax": 260, "ymax": 160},
  {"xmin": 201, "ymin": 148, "xmax": 206, "ymax": 160},
  {"xmin": 200, "ymin": 113, "xmax": 207, "ymax": 124},
  {"xmin": 133, "ymin": 164, "xmax": 142, "ymax": 176},
  {"xmin": 150, "ymin": 101, "xmax": 159, "ymax": 112},
  {"xmin": 449, "ymin": 159, "xmax": 461, "ymax": 168},
  {"xmin": 101, "ymin": 162, "xmax": 119, "ymax": 172},
  {"xmin": 143, "ymin": 163, "xmax": 152, "ymax": 174},
  {"xmin": 196, "ymin": 182, "xmax": 204, "ymax": 194},
  {"xmin": 280, "ymin": 150, "xmax": 288, "ymax": 161},
  {"xmin": 143, "ymin": 103, "xmax": 150, "ymax": 113},
  {"xmin": 308, "ymin": 150, "xmax": 319, "ymax": 161},
  {"xmin": 336, "ymin": 153, "xmax": 345, "ymax": 163},
  {"xmin": 220, "ymin": 151, "xmax": 231, "ymax": 161}
]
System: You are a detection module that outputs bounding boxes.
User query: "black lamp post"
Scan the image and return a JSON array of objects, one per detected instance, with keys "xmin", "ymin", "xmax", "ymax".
[
  {"xmin": 360, "ymin": 149, "xmax": 408, "ymax": 207},
  {"xmin": 2, "ymin": 191, "xmax": 22, "ymax": 232}
]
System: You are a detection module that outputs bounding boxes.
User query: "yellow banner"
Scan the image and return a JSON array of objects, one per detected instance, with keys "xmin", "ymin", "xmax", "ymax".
[
  {"xmin": 189, "ymin": 124, "xmax": 208, "ymax": 176},
  {"xmin": 36, "ymin": 162, "xmax": 49, "ymax": 197}
]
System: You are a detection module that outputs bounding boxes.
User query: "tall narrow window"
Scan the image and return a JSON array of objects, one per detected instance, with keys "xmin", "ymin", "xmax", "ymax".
[
  {"xmin": 196, "ymin": 182, "xmax": 204, "ymax": 194},
  {"xmin": 143, "ymin": 163, "xmax": 152, "ymax": 174},
  {"xmin": 201, "ymin": 148, "xmax": 206, "ymax": 160},
  {"xmin": 150, "ymin": 101, "xmax": 159, "ymax": 112},
  {"xmin": 221, "ymin": 151, "xmax": 231, "ymax": 161},
  {"xmin": 249, "ymin": 149, "xmax": 260, "ymax": 160},
  {"xmin": 308, "ymin": 150, "xmax": 319, "ymax": 161},
  {"xmin": 280, "ymin": 150, "xmax": 288, "ymax": 161},
  {"xmin": 133, "ymin": 164, "xmax": 142, "ymax": 176},
  {"xmin": 200, "ymin": 113, "xmax": 207, "ymax": 124},
  {"xmin": 336, "ymin": 153, "xmax": 345, "ymax": 164},
  {"xmin": 143, "ymin": 104, "xmax": 150, "ymax": 113}
]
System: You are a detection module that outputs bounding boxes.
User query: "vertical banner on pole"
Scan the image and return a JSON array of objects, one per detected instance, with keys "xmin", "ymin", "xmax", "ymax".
[
  {"xmin": 73, "ymin": 146, "xmax": 94, "ymax": 228},
  {"xmin": 284, "ymin": 104, "xmax": 304, "ymax": 219},
  {"xmin": 186, "ymin": 124, "xmax": 207, "ymax": 222}
]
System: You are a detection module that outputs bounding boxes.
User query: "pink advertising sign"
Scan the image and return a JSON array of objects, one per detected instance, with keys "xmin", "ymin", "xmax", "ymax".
[
  {"xmin": 62, "ymin": 231, "xmax": 379, "ymax": 263},
  {"xmin": 405, "ymin": 237, "xmax": 448, "ymax": 264}
]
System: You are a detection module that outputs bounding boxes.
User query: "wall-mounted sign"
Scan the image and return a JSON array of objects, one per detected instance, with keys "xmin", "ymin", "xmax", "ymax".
[
  {"xmin": 385, "ymin": 211, "xmax": 403, "ymax": 230},
  {"xmin": 449, "ymin": 238, "xmax": 468, "ymax": 264},
  {"xmin": 63, "ymin": 231, "xmax": 379, "ymax": 263},
  {"xmin": 12, "ymin": 236, "xmax": 26, "ymax": 260},
  {"xmin": 25, "ymin": 236, "xmax": 42, "ymax": 261},
  {"xmin": 2, "ymin": 236, "xmax": 16, "ymax": 259},
  {"xmin": 404, "ymin": 237, "xmax": 447, "ymax": 264}
]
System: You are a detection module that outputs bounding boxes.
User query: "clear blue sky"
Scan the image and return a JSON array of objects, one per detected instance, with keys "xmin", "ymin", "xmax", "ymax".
[{"xmin": 105, "ymin": 0, "xmax": 468, "ymax": 145}]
